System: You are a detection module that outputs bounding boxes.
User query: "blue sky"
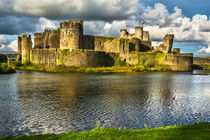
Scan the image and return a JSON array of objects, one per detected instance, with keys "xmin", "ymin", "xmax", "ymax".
[
  {"xmin": 141, "ymin": 0, "xmax": 210, "ymax": 18},
  {"xmin": 0, "ymin": 0, "xmax": 210, "ymax": 56}
]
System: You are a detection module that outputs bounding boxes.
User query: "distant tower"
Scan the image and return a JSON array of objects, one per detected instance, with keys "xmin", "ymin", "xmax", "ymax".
[
  {"xmin": 34, "ymin": 33, "xmax": 44, "ymax": 49},
  {"xmin": 18, "ymin": 36, "xmax": 22, "ymax": 55},
  {"xmin": 60, "ymin": 20, "xmax": 83, "ymax": 49},
  {"xmin": 143, "ymin": 31, "xmax": 150, "ymax": 41},
  {"xmin": 163, "ymin": 34, "xmax": 174, "ymax": 53},
  {"xmin": 120, "ymin": 29, "xmax": 128, "ymax": 38},
  {"xmin": 43, "ymin": 30, "xmax": 60, "ymax": 49},
  {"xmin": 21, "ymin": 34, "xmax": 32, "ymax": 63},
  {"xmin": 17, "ymin": 36, "xmax": 22, "ymax": 61},
  {"xmin": 135, "ymin": 26, "xmax": 143, "ymax": 40}
]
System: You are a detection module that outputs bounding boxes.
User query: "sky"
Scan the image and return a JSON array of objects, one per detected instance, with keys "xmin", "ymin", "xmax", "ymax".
[{"xmin": 0, "ymin": 0, "xmax": 210, "ymax": 57}]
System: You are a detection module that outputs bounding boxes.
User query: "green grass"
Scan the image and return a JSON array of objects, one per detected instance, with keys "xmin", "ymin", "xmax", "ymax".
[
  {"xmin": 1, "ymin": 122, "xmax": 209, "ymax": 140},
  {"xmin": 204, "ymin": 64, "xmax": 210, "ymax": 70},
  {"xmin": 0, "ymin": 63, "xmax": 16, "ymax": 74},
  {"xmin": 17, "ymin": 64, "xmax": 171, "ymax": 73}
]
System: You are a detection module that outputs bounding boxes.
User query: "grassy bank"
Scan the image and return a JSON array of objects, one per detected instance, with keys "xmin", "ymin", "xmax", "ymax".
[
  {"xmin": 17, "ymin": 65, "xmax": 171, "ymax": 73},
  {"xmin": 0, "ymin": 63, "xmax": 16, "ymax": 74},
  {"xmin": 1, "ymin": 122, "xmax": 209, "ymax": 140}
]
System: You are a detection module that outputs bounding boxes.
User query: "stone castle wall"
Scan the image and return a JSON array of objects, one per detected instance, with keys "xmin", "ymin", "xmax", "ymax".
[
  {"xmin": 30, "ymin": 48, "xmax": 193, "ymax": 71},
  {"xmin": 30, "ymin": 49, "xmax": 119, "ymax": 68},
  {"xmin": 119, "ymin": 53, "xmax": 193, "ymax": 71},
  {"xmin": 193, "ymin": 59, "xmax": 210, "ymax": 69}
]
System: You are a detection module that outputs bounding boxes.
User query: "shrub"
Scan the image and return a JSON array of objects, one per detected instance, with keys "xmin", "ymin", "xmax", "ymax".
[
  {"xmin": 114, "ymin": 57, "xmax": 129, "ymax": 67},
  {"xmin": 0, "ymin": 63, "xmax": 16, "ymax": 74}
]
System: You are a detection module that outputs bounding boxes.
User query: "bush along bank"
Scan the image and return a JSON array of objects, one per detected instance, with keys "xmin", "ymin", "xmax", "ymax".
[{"xmin": 0, "ymin": 63, "xmax": 16, "ymax": 74}]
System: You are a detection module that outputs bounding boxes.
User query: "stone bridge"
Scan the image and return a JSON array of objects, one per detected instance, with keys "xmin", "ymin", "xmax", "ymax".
[{"xmin": 0, "ymin": 53, "xmax": 20, "ymax": 66}]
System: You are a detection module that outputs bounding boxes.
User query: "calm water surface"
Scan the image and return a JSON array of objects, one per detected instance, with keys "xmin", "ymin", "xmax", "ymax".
[{"xmin": 0, "ymin": 70, "xmax": 209, "ymax": 136}]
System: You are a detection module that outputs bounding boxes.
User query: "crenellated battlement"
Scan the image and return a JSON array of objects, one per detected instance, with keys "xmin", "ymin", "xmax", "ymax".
[
  {"xmin": 60, "ymin": 20, "xmax": 83, "ymax": 28},
  {"xmin": 21, "ymin": 34, "xmax": 31, "ymax": 39}
]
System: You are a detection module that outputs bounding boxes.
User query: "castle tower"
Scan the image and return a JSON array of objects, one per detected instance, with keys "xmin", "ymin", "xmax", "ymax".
[
  {"xmin": 135, "ymin": 26, "xmax": 143, "ymax": 40},
  {"xmin": 120, "ymin": 29, "xmax": 128, "ymax": 38},
  {"xmin": 18, "ymin": 36, "xmax": 22, "ymax": 55},
  {"xmin": 21, "ymin": 34, "xmax": 32, "ymax": 63},
  {"xmin": 43, "ymin": 30, "xmax": 60, "ymax": 49},
  {"xmin": 143, "ymin": 31, "xmax": 150, "ymax": 41},
  {"xmin": 163, "ymin": 34, "xmax": 174, "ymax": 53},
  {"xmin": 34, "ymin": 33, "xmax": 44, "ymax": 49},
  {"xmin": 60, "ymin": 20, "xmax": 83, "ymax": 49}
]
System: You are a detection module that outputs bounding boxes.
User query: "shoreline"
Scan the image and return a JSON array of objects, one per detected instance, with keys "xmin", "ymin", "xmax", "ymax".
[
  {"xmin": 17, "ymin": 65, "xmax": 174, "ymax": 73},
  {"xmin": 1, "ymin": 122, "xmax": 209, "ymax": 140}
]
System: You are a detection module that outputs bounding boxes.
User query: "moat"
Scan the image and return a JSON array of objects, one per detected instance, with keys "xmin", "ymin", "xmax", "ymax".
[{"xmin": 0, "ymin": 70, "xmax": 209, "ymax": 136}]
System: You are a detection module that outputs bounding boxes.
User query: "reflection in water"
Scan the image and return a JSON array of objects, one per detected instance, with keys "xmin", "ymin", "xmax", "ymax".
[{"xmin": 0, "ymin": 70, "xmax": 209, "ymax": 136}]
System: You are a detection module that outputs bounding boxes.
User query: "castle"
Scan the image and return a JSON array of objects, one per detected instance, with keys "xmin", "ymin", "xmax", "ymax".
[{"xmin": 17, "ymin": 20, "xmax": 193, "ymax": 71}]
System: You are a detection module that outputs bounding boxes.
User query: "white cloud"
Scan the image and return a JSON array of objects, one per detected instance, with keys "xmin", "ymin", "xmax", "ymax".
[
  {"xmin": 1, "ymin": 0, "xmax": 139, "ymax": 20},
  {"xmin": 1, "ymin": 2, "xmax": 210, "ymax": 55},
  {"xmin": 0, "ymin": 35, "xmax": 18, "ymax": 52},
  {"xmin": 39, "ymin": 17, "xmax": 59, "ymax": 31},
  {"xmin": 197, "ymin": 44, "xmax": 210, "ymax": 54}
]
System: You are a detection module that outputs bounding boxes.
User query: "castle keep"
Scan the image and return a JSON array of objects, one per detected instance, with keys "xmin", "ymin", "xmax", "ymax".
[{"xmin": 18, "ymin": 20, "xmax": 193, "ymax": 71}]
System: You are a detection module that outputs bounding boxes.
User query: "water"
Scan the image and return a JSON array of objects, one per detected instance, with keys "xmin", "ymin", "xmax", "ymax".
[{"xmin": 0, "ymin": 70, "xmax": 209, "ymax": 136}]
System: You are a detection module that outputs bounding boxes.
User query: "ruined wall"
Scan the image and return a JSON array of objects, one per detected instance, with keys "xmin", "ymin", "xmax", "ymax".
[
  {"xmin": 21, "ymin": 34, "xmax": 32, "ymax": 63},
  {"xmin": 43, "ymin": 30, "xmax": 60, "ymax": 49},
  {"xmin": 164, "ymin": 54, "xmax": 193, "ymax": 71},
  {"xmin": 135, "ymin": 26, "xmax": 143, "ymax": 40},
  {"xmin": 140, "ymin": 41, "xmax": 152, "ymax": 52},
  {"xmin": 193, "ymin": 58, "xmax": 210, "ymax": 69},
  {"xmin": 30, "ymin": 49, "xmax": 119, "ymax": 68},
  {"xmin": 163, "ymin": 34, "xmax": 174, "ymax": 53},
  {"xmin": 83, "ymin": 35, "xmax": 94, "ymax": 50},
  {"xmin": 119, "ymin": 53, "xmax": 193, "ymax": 71},
  {"xmin": 155, "ymin": 34, "xmax": 174, "ymax": 53},
  {"xmin": 60, "ymin": 20, "xmax": 83, "ymax": 49},
  {"xmin": 143, "ymin": 31, "xmax": 150, "ymax": 41},
  {"xmin": 120, "ymin": 29, "xmax": 128, "ymax": 38},
  {"xmin": 34, "ymin": 33, "xmax": 44, "ymax": 49}
]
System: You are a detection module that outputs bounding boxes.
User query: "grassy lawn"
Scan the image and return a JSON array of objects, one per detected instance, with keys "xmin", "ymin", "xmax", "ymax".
[{"xmin": 1, "ymin": 122, "xmax": 209, "ymax": 140}]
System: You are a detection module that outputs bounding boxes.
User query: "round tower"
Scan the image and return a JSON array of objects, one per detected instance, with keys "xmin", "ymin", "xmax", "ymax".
[
  {"xmin": 120, "ymin": 29, "xmax": 128, "ymax": 38},
  {"xmin": 21, "ymin": 34, "xmax": 32, "ymax": 63},
  {"xmin": 135, "ymin": 26, "xmax": 143, "ymax": 40},
  {"xmin": 60, "ymin": 20, "xmax": 83, "ymax": 49}
]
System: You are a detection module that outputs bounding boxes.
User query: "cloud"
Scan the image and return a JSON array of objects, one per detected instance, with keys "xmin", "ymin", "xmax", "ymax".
[
  {"xmin": 39, "ymin": 17, "xmax": 59, "ymax": 31},
  {"xmin": 0, "ymin": 35, "xmax": 18, "ymax": 52},
  {"xmin": 1, "ymin": 1, "xmax": 210, "ymax": 55},
  {"xmin": 197, "ymin": 43, "xmax": 210, "ymax": 54},
  {"xmin": 0, "ymin": 0, "xmax": 139, "ymax": 20},
  {"xmin": 0, "ymin": 16, "xmax": 40, "ymax": 35}
]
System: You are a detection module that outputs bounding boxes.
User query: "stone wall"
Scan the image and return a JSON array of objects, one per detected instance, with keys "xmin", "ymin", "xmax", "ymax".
[
  {"xmin": 193, "ymin": 58, "xmax": 210, "ymax": 69},
  {"xmin": 119, "ymin": 53, "xmax": 193, "ymax": 71},
  {"xmin": 43, "ymin": 30, "xmax": 60, "ymax": 49},
  {"xmin": 30, "ymin": 49, "xmax": 119, "ymax": 68},
  {"xmin": 34, "ymin": 33, "xmax": 44, "ymax": 49}
]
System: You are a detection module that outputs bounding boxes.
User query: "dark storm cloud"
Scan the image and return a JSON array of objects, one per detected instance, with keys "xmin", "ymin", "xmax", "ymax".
[
  {"xmin": 0, "ymin": 0, "xmax": 138, "ymax": 20},
  {"xmin": 0, "ymin": 16, "xmax": 40, "ymax": 35}
]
